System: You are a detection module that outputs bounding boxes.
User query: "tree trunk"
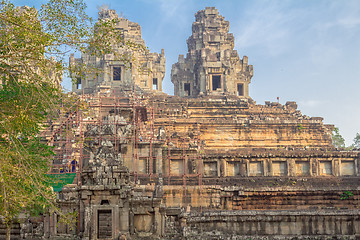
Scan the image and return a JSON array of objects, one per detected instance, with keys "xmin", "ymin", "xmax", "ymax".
[{"xmin": 6, "ymin": 223, "xmax": 11, "ymax": 240}]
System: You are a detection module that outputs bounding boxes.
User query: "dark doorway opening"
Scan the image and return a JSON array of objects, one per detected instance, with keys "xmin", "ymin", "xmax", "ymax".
[
  {"xmin": 153, "ymin": 78, "xmax": 158, "ymax": 90},
  {"xmin": 212, "ymin": 75, "xmax": 221, "ymax": 90},
  {"xmin": 237, "ymin": 83, "xmax": 244, "ymax": 96},
  {"xmin": 153, "ymin": 158, "xmax": 156, "ymax": 174},
  {"xmin": 76, "ymin": 78, "xmax": 81, "ymax": 89},
  {"xmin": 98, "ymin": 210, "xmax": 112, "ymax": 238},
  {"xmin": 113, "ymin": 67, "xmax": 121, "ymax": 81},
  {"xmin": 184, "ymin": 83, "xmax": 190, "ymax": 96}
]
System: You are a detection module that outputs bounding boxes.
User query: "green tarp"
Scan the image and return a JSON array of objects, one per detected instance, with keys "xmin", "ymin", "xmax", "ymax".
[{"xmin": 47, "ymin": 173, "xmax": 76, "ymax": 192}]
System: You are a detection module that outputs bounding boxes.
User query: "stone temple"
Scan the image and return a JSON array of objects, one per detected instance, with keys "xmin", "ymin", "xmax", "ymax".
[
  {"xmin": 3, "ymin": 7, "xmax": 360, "ymax": 240},
  {"xmin": 172, "ymin": 7, "xmax": 253, "ymax": 98},
  {"xmin": 70, "ymin": 9, "xmax": 165, "ymax": 94}
]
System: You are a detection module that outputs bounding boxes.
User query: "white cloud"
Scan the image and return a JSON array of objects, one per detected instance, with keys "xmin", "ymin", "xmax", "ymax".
[
  {"xmin": 155, "ymin": 0, "xmax": 192, "ymax": 23},
  {"xmin": 150, "ymin": 0, "xmax": 194, "ymax": 40},
  {"xmin": 311, "ymin": 1, "xmax": 360, "ymax": 33},
  {"xmin": 335, "ymin": 16, "xmax": 360, "ymax": 29},
  {"xmin": 158, "ymin": 0, "xmax": 186, "ymax": 18},
  {"xmin": 233, "ymin": 1, "xmax": 303, "ymax": 57}
]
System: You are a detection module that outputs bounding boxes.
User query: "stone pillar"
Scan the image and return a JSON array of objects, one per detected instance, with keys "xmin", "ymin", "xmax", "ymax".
[
  {"xmin": 104, "ymin": 63, "xmax": 110, "ymax": 83},
  {"xmin": 200, "ymin": 72, "xmax": 206, "ymax": 94},
  {"xmin": 119, "ymin": 203, "xmax": 129, "ymax": 231},
  {"xmin": 244, "ymin": 159, "xmax": 249, "ymax": 177},
  {"xmin": 334, "ymin": 159, "xmax": 339, "ymax": 176},
  {"xmin": 114, "ymin": 206, "xmax": 120, "ymax": 239},
  {"xmin": 264, "ymin": 159, "xmax": 270, "ymax": 176},
  {"xmin": 43, "ymin": 214, "xmax": 50, "ymax": 238},
  {"xmin": 160, "ymin": 207, "xmax": 166, "ymax": 236},
  {"xmin": 79, "ymin": 199, "xmax": 85, "ymax": 234},
  {"xmin": 220, "ymin": 74, "xmax": 223, "ymax": 91},
  {"xmin": 245, "ymin": 81, "xmax": 249, "ymax": 97},
  {"xmin": 309, "ymin": 158, "xmax": 313, "ymax": 176},
  {"xmin": 49, "ymin": 213, "xmax": 55, "ymax": 236},
  {"xmin": 220, "ymin": 158, "xmax": 226, "ymax": 177},
  {"xmin": 289, "ymin": 159, "xmax": 295, "ymax": 176},
  {"xmin": 83, "ymin": 206, "xmax": 91, "ymax": 239},
  {"xmin": 154, "ymin": 207, "xmax": 162, "ymax": 236},
  {"xmin": 156, "ymin": 147, "xmax": 162, "ymax": 175},
  {"xmin": 129, "ymin": 211, "xmax": 134, "ymax": 235},
  {"xmin": 207, "ymin": 75, "xmax": 211, "ymax": 92}
]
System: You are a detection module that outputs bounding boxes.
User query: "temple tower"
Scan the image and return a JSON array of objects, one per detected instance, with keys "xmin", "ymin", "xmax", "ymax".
[
  {"xmin": 171, "ymin": 7, "xmax": 253, "ymax": 98},
  {"xmin": 71, "ymin": 8, "xmax": 165, "ymax": 94}
]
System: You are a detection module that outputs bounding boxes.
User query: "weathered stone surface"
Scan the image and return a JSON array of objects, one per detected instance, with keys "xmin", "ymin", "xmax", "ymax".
[
  {"xmin": 172, "ymin": 7, "xmax": 253, "ymax": 98},
  {"xmin": 70, "ymin": 8, "xmax": 165, "ymax": 94},
  {"xmin": 33, "ymin": 6, "xmax": 360, "ymax": 240},
  {"xmin": 149, "ymin": 94, "xmax": 334, "ymax": 150},
  {"xmin": 180, "ymin": 210, "xmax": 360, "ymax": 239}
]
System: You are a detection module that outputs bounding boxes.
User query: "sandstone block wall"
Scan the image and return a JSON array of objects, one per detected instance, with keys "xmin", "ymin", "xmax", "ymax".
[{"xmin": 182, "ymin": 210, "xmax": 360, "ymax": 239}]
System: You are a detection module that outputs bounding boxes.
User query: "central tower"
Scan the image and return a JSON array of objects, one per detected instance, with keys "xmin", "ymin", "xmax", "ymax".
[{"xmin": 171, "ymin": 7, "xmax": 253, "ymax": 98}]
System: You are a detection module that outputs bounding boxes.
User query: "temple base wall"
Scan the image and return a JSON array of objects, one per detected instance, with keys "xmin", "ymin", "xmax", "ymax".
[{"xmin": 180, "ymin": 210, "xmax": 360, "ymax": 239}]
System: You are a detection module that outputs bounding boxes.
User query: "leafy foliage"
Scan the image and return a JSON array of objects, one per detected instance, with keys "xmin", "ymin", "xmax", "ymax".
[
  {"xmin": 0, "ymin": 78, "xmax": 59, "ymax": 233},
  {"xmin": 351, "ymin": 133, "xmax": 360, "ymax": 149},
  {"xmin": 340, "ymin": 191, "xmax": 354, "ymax": 200},
  {"xmin": 0, "ymin": 0, "xmax": 137, "ymax": 234},
  {"xmin": 331, "ymin": 127, "xmax": 345, "ymax": 149}
]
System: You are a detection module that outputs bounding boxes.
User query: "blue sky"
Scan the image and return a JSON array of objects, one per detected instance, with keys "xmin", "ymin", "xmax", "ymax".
[{"xmin": 13, "ymin": 0, "xmax": 360, "ymax": 145}]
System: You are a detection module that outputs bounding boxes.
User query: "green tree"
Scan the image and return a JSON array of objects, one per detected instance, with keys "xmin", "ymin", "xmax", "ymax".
[
  {"xmin": 331, "ymin": 127, "xmax": 345, "ymax": 149},
  {"xmin": 0, "ymin": 1, "xmax": 130, "ymax": 239},
  {"xmin": 351, "ymin": 133, "xmax": 360, "ymax": 149}
]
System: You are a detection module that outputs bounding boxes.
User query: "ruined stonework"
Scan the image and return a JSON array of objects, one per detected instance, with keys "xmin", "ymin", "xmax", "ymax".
[
  {"xmin": 8, "ymin": 7, "xmax": 360, "ymax": 240},
  {"xmin": 171, "ymin": 7, "xmax": 253, "ymax": 98},
  {"xmin": 150, "ymin": 96, "xmax": 334, "ymax": 150},
  {"xmin": 70, "ymin": 8, "xmax": 165, "ymax": 94},
  {"xmin": 40, "ymin": 107, "xmax": 164, "ymax": 240}
]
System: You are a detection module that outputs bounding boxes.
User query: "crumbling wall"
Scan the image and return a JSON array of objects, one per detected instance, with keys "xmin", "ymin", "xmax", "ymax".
[{"xmin": 150, "ymin": 95, "xmax": 334, "ymax": 150}]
